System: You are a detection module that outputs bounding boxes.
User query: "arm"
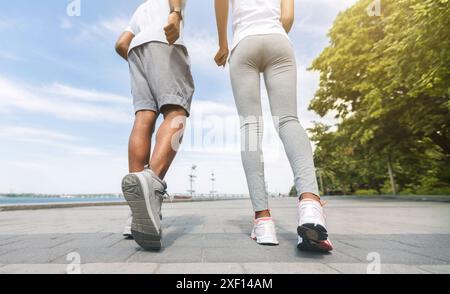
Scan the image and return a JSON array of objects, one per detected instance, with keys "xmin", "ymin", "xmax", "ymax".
[
  {"xmin": 214, "ymin": 0, "xmax": 229, "ymax": 67},
  {"xmin": 164, "ymin": 0, "xmax": 184, "ymax": 45},
  {"xmin": 115, "ymin": 31, "xmax": 134, "ymax": 61},
  {"xmin": 169, "ymin": 0, "xmax": 184, "ymax": 10},
  {"xmin": 280, "ymin": 0, "xmax": 295, "ymax": 33}
]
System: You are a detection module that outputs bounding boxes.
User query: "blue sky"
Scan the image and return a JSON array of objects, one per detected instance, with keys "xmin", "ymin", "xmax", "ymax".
[{"xmin": 0, "ymin": 0, "xmax": 358, "ymax": 195}]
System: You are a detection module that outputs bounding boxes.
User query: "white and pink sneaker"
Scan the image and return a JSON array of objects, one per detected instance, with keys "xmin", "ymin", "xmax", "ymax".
[
  {"xmin": 251, "ymin": 217, "xmax": 279, "ymax": 246},
  {"xmin": 297, "ymin": 199, "xmax": 333, "ymax": 252}
]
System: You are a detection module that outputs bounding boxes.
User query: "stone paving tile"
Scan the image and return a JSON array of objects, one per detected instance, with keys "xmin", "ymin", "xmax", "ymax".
[
  {"xmin": 204, "ymin": 232, "xmax": 249, "ymax": 239},
  {"xmin": 0, "ymin": 235, "xmax": 29, "ymax": 247},
  {"xmin": 156, "ymin": 263, "xmax": 244, "ymax": 274},
  {"xmin": 386, "ymin": 234, "xmax": 450, "ymax": 249},
  {"xmin": 162, "ymin": 233, "xmax": 205, "ymax": 248},
  {"xmin": 127, "ymin": 247, "xmax": 203, "ymax": 263},
  {"xmin": 81, "ymin": 263, "xmax": 158, "ymax": 274},
  {"xmin": 340, "ymin": 234, "xmax": 450, "ymax": 249},
  {"xmin": 331, "ymin": 234, "xmax": 450, "ymax": 263},
  {"xmin": 328, "ymin": 263, "xmax": 430, "ymax": 274},
  {"xmin": 0, "ymin": 264, "xmax": 67, "ymax": 274},
  {"xmin": 242, "ymin": 263, "xmax": 339, "ymax": 274},
  {"xmin": 0, "ymin": 246, "xmax": 16, "ymax": 257},
  {"xmin": 0, "ymin": 263, "xmax": 158, "ymax": 274},
  {"xmin": 0, "ymin": 235, "xmax": 21, "ymax": 242},
  {"xmin": 419, "ymin": 265, "xmax": 450, "ymax": 274},
  {"xmin": 0, "ymin": 236, "xmax": 75, "ymax": 251},
  {"xmin": 51, "ymin": 236, "xmax": 125, "ymax": 249},
  {"xmin": 55, "ymin": 233, "xmax": 117, "ymax": 240},
  {"xmin": 332, "ymin": 240, "xmax": 447, "ymax": 265},
  {"xmin": 50, "ymin": 246, "xmax": 138, "ymax": 264},
  {"xmin": 202, "ymin": 245, "xmax": 346, "ymax": 264},
  {"xmin": 0, "ymin": 247, "xmax": 75, "ymax": 264},
  {"xmin": 202, "ymin": 246, "xmax": 278, "ymax": 263},
  {"xmin": 390, "ymin": 244, "xmax": 450, "ymax": 263}
]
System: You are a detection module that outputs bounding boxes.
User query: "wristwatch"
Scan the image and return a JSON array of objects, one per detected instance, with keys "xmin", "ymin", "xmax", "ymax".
[{"xmin": 170, "ymin": 6, "xmax": 183, "ymax": 20}]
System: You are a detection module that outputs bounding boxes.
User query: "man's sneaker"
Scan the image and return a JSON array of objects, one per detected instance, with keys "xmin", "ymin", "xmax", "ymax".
[
  {"xmin": 297, "ymin": 199, "xmax": 333, "ymax": 252},
  {"xmin": 123, "ymin": 210, "xmax": 133, "ymax": 239},
  {"xmin": 122, "ymin": 169, "xmax": 167, "ymax": 251},
  {"xmin": 251, "ymin": 217, "xmax": 279, "ymax": 246}
]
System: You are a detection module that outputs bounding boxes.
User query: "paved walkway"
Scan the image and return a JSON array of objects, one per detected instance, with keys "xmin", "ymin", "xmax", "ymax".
[{"xmin": 0, "ymin": 198, "xmax": 449, "ymax": 274}]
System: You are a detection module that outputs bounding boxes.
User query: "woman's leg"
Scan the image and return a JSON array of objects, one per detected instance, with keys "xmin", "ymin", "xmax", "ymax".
[
  {"xmin": 229, "ymin": 38, "xmax": 270, "ymax": 215},
  {"xmin": 263, "ymin": 36, "xmax": 320, "ymax": 200}
]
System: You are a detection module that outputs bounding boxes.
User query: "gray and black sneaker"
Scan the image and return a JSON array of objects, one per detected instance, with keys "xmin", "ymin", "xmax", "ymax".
[{"xmin": 122, "ymin": 169, "xmax": 167, "ymax": 251}]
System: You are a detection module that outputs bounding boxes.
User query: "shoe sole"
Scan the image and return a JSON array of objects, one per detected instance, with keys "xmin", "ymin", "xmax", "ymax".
[
  {"xmin": 251, "ymin": 237, "xmax": 279, "ymax": 246},
  {"xmin": 123, "ymin": 234, "xmax": 134, "ymax": 240},
  {"xmin": 122, "ymin": 174, "xmax": 161, "ymax": 251},
  {"xmin": 257, "ymin": 242, "xmax": 279, "ymax": 246},
  {"xmin": 297, "ymin": 223, "xmax": 332, "ymax": 252}
]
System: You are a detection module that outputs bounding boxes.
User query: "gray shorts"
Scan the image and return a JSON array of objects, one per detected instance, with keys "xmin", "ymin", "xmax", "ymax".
[{"xmin": 128, "ymin": 42, "xmax": 195, "ymax": 116}]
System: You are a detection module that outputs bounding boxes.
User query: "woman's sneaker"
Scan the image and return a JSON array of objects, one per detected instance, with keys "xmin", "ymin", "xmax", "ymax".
[
  {"xmin": 297, "ymin": 199, "xmax": 333, "ymax": 252},
  {"xmin": 251, "ymin": 217, "xmax": 279, "ymax": 246},
  {"xmin": 122, "ymin": 169, "xmax": 167, "ymax": 251}
]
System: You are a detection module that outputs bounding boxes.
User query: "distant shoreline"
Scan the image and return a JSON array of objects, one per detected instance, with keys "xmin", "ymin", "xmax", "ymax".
[
  {"xmin": 1, "ymin": 194, "xmax": 449, "ymax": 212},
  {"xmin": 0, "ymin": 193, "xmax": 123, "ymax": 198}
]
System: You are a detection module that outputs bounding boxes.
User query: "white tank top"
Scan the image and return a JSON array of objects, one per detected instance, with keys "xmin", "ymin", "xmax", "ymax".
[{"xmin": 230, "ymin": 0, "xmax": 289, "ymax": 51}]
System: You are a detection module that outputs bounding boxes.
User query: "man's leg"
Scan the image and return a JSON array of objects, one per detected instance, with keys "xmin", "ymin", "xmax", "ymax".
[
  {"xmin": 123, "ymin": 109, "xmax": 168, "ymax": 251},
  {"xmin": 123, "ymin": 110, "xmax": 158, "ymax": 239},
  {"xmin": 128, "ymin": 110, "xmax": 158, "ymax": 173},
  {"xmin": 150, "ymin": 105, "xmax": 187, "ymax": 180}
]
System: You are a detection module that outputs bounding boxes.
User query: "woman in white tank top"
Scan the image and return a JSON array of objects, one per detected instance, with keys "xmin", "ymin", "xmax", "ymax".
[{"xmin": 213, "ymin": 0, "xmax": 334, "ymax": 252}]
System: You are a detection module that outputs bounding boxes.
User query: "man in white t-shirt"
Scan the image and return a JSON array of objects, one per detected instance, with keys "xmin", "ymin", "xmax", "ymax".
[{"xmin": 115, "ymin": 0, "xmax": 195, "ymax": 251}]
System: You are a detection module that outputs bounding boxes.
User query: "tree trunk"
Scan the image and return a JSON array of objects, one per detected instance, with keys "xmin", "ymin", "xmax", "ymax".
[{"xmin": 387, "ymin": 154, "xmax": 397, "ymax": 195}]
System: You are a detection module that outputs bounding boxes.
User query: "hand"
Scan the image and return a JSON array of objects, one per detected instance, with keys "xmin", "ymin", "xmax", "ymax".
[
  {"xmin": 214, "ymin": 46, "xmax": 229, "ymax": 67},
  {"xmin": 164, "ymin": 12, "xmax": 181, "ymax": 45}
]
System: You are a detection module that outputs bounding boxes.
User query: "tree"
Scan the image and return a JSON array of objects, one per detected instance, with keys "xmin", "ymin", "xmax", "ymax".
[{"xmin": 308, "ymin": 0, "xmax": 450, "ymax": 195}]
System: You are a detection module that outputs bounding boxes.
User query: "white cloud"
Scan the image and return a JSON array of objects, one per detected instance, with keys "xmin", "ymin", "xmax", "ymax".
[
  {"xmin": 67, "ymin": 17, "xmax": 129, "ymax": 45},
  {"xmin": 0, "ymin": 126, "xmax": 81, "ymax": 142},
  {"xmin": 0, "ymin": 155, "xmax": 126, "ymax": 194},
  {"xmin": 0, "ymin": 125, "xmax": 111, "ymax": 157},
  {"xmin": 0, "ymin": 18, "xmax": 16, "ymax": 30},
  {"xmin": 293, "ymin": 0, "xmax": 359, "ymax": 39},
  {"xmin": 300, "ymin": 0, "xmax": 358, "ymax": 8},
  {"xmin": 0, "ymin": 50, "xmax": 24, "ymax": 62},
  {"xmin": 43, "ymin": 83, "xmax": 129, "ymax": 105},
  {"xmin": 0, "ymin": 76, "xmax": 132, "ymax": 124},
  {"xmin": 184, "ymin": 30, "xmax": 218, "ymax": 71},
  {"xmin": 59, "ymin": 17, "xmax": 73, "ymax": 30},
  {"xmin": 98, "ymin": 18, "xmax": 129, "ymax": 35}
]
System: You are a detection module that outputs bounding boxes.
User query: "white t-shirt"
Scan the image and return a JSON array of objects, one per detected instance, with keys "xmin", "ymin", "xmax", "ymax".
[
  {"xmin": 230, "ymin": 0, "xmax": 289, "ymax": 51},
  {"xmin": 125, "ymin": 0, "xmax": 185, "ymax": 53}
]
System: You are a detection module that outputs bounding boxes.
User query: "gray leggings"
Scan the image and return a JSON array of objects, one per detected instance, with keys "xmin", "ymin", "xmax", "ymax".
[{"xmin": 229, "ymin": 34, "xmax": 320, "ymax": 212}]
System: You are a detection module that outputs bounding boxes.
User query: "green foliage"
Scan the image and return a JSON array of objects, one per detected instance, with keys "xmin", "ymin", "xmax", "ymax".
[
  {"xmin": 289, "ymin": 186, "xmax": 298, "ymax": 197},
  {"xmin": 309, "ymin": 0, "xmax": 450, "ymax": 195},
  {"xmin": 354, "ymin": 189, "xmax": 380, "ymax": 196}
]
